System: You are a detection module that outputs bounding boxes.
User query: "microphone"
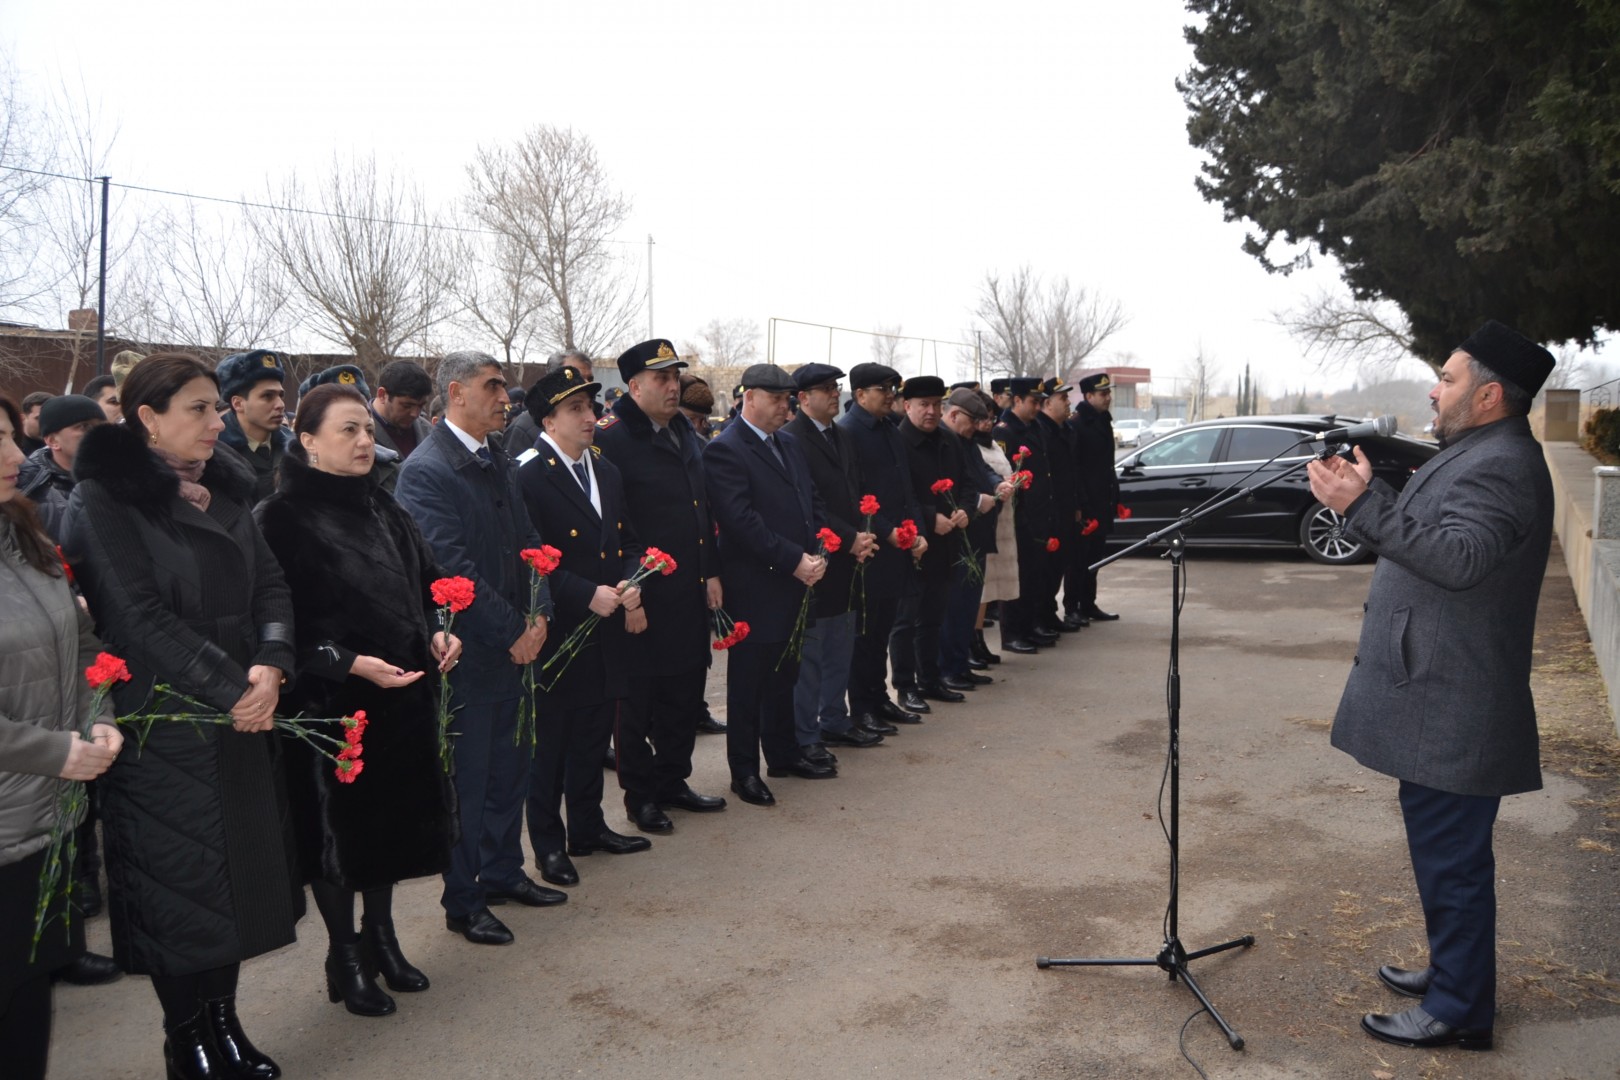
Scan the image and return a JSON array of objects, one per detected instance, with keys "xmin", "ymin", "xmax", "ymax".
[{"xmin": 1314, "ymin": 415, "xmax": 1397, "ymax": 442}]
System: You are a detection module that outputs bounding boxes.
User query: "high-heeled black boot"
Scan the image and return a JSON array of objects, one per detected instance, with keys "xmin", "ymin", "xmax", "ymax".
[
  {"xmin": 205, "ymin": 996, "xmax": 281, "ymax": 1079},
  {"xmin": 360, "ymin": 916, "xmax": 430, "ymax": 992},
  {"xmin": 326, "ymin": 941, "xmax": 396, "ymax": 1016},
  {"xmin": 164, "ymin": 1009, "xmax": 229, "ymax": 1080},
  {"xmin": 972, "ymin": 630, "xmax": 1001, "ymax": 666}
]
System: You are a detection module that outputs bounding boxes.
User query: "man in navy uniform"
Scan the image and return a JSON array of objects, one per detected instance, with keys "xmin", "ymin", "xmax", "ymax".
[
  {"xmin": 1307, "ymin": 321, "xmax": 1556, "ymax": 1053},
  {"xmin": 215, "ymin": 349, "xmax": 291, "ymax": 502},
  {"xmin": 836, "ymin": 363, "xmax": 928, "ymax": 730},
  {"xmin": 784, "ymin": 363, "xmax": 884, "ymax": 770},
  {"xmin": 1067, "ymin": 372, "xmax": 1123, "ymax": 624},
  {"xmin": 594, "ymin": 339, "xmax": 728, "ymax": 833},
  {"xmin": 703, "ymin": 363, "xmax": 829, "ymax": 803},
  {"xmin": 395, "ymin": 350, "xmax": 565, "ymax": 946},
  {"xmin": 516, "ymin": 366, "xmax": 653, "ymax": 888},
  {"xmin": 991, "ymin": 378, "xmax": 1057, "ymax": 653},
  {"xmin": 1034, "ymin": 376, "xmax": 1081, "ymax": 635}
]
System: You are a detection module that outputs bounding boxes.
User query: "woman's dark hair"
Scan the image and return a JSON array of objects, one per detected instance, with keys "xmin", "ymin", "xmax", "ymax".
[
  {"xmin": 0, "ymin": 395, "xmax": 62, "ymax": 577},
  {"xmin": 290, "ymin": 384, "xmax": 369, "ymax": 460},
  {"xmin": 120, "ymin": 353, "xmax": 219, "ymax": 444}
]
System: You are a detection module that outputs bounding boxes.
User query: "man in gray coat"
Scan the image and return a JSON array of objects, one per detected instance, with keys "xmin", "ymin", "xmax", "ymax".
[{"xmin": 1308, "ymin": 319, "xmax": 1556, "ymax": 1054}]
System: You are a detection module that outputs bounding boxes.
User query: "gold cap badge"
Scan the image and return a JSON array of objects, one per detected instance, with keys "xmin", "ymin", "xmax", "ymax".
[
  {"xmin": 656, "ymin": 342, "xmax": 675, "ymax": 359},
  {"xmin": 338, "ymin": 371, "xmax": 356, "ymax": 385}
]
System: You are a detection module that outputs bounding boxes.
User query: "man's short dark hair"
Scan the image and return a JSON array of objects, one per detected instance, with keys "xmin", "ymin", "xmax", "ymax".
[
  {"xmin": 83, "ymin": 374, "xmax": 116, "ymax": 398},
  {"xmin": 20, "ymin": 391, "xmax": 50, "ymax": 412},
  {"xmin": 1468, "ymin": 358, "xmax": 1533, "ymax": 417},
  {"xmin": 378, "ymin": 360, "xmax": 433, "ymax": 400},
  {"xmin": 545, "ymin": 350, "xmax": 592, "ymax": 374}
]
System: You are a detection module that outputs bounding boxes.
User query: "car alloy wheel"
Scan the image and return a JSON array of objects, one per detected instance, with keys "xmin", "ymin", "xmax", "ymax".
[{"xmin": 1299, "ymin": 502, "xmax": 1369, "ymax": 565}]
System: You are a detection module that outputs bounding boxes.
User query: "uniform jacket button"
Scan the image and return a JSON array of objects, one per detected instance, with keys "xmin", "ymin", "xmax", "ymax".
[{"xmin": 1353, "ymin": 655, "xmax": 1361, "ymax": 665}]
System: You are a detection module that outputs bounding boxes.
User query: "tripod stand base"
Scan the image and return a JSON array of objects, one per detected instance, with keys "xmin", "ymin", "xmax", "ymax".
[{"xmin": 1038, "ymin": 934, "xmax": 1255, "ymax": 1050}]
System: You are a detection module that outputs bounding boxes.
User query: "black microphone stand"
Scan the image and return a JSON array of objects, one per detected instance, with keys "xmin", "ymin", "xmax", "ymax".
[{"xmin": 1036, "ymin": 443, "xmax": 1347, "ymax": 1051}]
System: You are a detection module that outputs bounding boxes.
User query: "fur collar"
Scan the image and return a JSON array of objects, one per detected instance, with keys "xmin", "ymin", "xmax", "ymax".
[
  {"xmin": 74, "ymin": 422, "xmax": 258, "ymax": 507},
  {"xmin": 275, "ymin": 450, "xmax": 376, "ymax": 507}
]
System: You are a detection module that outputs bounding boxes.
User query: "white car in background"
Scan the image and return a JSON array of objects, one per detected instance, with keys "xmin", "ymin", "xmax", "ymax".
[
  {"xmin": 1138, "ymin": 417, "xmax": 1184, "ymax": 446},
  {"xmin": 1113, "ymin": 419, "xmax": 1146, "ymax": 447}
]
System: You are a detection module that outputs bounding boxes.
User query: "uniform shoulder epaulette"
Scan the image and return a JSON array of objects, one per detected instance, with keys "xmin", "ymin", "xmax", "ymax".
[
  {"xmin": 515, "ymin": 447, "xmax": 541, "ymax": 466},
  {"xmin": 589, "ymin": 444, "xmax": 603, "ymax": 456},
  {"xmin": 596, "ymin": 414, "xmax": 619, "ymax": 429}
]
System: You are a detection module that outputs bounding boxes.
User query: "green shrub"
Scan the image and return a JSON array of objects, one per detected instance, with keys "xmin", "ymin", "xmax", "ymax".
[{"xmin": 1584, "ymin": 407, "xmax": 1620, "ymax": 464}]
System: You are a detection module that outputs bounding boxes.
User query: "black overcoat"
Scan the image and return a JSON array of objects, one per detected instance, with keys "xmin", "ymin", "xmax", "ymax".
[
  {"xmin": 783, "ymin": 412, "xmax": 864, "ymax": 617},
  {"xmin": 835, "ymin": 404, "xmax": 923, "ymax": 600},
  {"xmin": 255, "ymin": 453, "xmax": 456, "ymax": 890},
  {"xmin": 1068, "ymin": 400, "xmax": 1121, "ymax": 531},
  {"xmin": 62, "ymin": 423, "xmax": 303, "ymax": 976}
]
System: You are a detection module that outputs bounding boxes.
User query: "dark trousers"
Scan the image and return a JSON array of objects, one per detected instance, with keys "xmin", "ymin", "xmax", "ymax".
[
  {"xmin": 1399, "ymin": 780, "xmax": 1502, "ymax": 1030},
  {"xmin": 1066, "ymin": 529, "xmax": 1108, "ymax": 614},
  {"xmin": 890, "ymin": 583, "xmax": 947, "ymax": 691},
  {"xmin": 1000, "ymin": 532, "xmax": 1047, "ymax": 645},
  {"xmin": 0, "ymin": 974, "xmax": 51, "ymax": 1080},
  {"xmin": 938, "ymin": 563, "xmax": 984, "ymax": 679},
  {"xmin": 848, "ymin": 595, "xmax": 900, "ymax": 715},
  {"xmin": 618, "ymin": 666, "xmax": 707, "ymax": 806},
  {"xmin": 725, "ymin": 633, "xmax": 800, "ymax": 779},
  {"xmin": 440, "ymin": 696, "xmax": 529, "ymax": 917},
  {"xmin": 526, "ymin": 698, "xmax": 616, "ymax": 856},
  {"xmin": 1036, "ymin": 539, "xmax": 1067, "ymax": 630}
]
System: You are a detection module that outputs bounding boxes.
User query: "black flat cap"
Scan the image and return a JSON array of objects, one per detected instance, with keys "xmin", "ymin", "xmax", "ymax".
[
  {"xmin": 39, "ymin": 394, "xmax": 106, "ymax": 437},
  {"xmin": 617, "ymin": 339, "xmax": 687, "ymax": 383},
  {"xmin": 900, "ymin": 374, "xmax": 947, "ymax": 399},
  {"xmin": 1456, "ymin": 321, "xmax": 1556, "ymax": 396},
  {"xmin": 527, "ymin": 365, "xmax": 602, "ymax": 421},
  {"xmin": 739, "ymin": 363, "xmax": 797, "ymax": 393},
  {"xmin": 792, "ymin": 363, "xmax": 844, "ymax": 391},
  {"xmin": 848, "ymin": 363, "xmax": 902, "ymax": 390}
]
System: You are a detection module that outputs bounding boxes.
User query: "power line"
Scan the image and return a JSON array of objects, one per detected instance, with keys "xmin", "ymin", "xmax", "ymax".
[{"xmin": 0, "ymin": 164, "xmax": 645, "ymax": 245}]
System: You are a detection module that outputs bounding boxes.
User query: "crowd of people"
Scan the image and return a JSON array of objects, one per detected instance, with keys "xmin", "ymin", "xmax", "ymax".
[{"xmin": 0, "ymin": 339, "xmax": 1129, "ymax": 1079}]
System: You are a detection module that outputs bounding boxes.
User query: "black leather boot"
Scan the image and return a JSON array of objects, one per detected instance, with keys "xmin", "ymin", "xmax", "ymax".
[
  {"xmin": 205, "ymin": 996, "xmax": 281, "ymax": 1079},
  {"xmin": 361, "ymin": 916, "xmax": 430, "ymax": 992},
  {"xmin": 164, "ymin": 1010, "xmax": 229, "ymax": 1080},
  {"xmin": 972, "ymin": 630, "xmax": 1001, "ymax": 665},
  {"xmin": 325, "ymin": 942, "xmax": 396, "ymax": 1016}
]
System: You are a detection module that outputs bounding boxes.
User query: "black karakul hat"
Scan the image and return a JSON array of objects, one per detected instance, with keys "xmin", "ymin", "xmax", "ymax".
[
  {"xmin": 527, "ymin": 365, "xmax": 602, "ymax": 421},
  {"xmin": 1457, "ymin": 321, "xmax": 1556, "ymax": 396},
  {"xmin": 616, "ymin": 339, "xmax": 687, "ymax": 383},
  {"xmin": 848, "ymin": 363, "xmax": 902, "ymax": 390},
  {"xmin": 792, "ymin": 363, "xmax": 844, "ymax": 391},
  {"xmin": 900, "ymin": 374, "xmax": 948, "ymax": 399}
]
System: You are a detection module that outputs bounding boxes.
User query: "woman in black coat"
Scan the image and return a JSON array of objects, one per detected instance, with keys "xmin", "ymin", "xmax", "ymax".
[
  {"xmin": 61, "ymin": 354, "xmax": 301, "ymax": 1080},
  {"xmin": 255, "ymin": 384, "xmax": 459, "ymax": 1017}
]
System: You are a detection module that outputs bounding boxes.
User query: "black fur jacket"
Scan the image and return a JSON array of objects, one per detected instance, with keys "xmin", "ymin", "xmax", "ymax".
[{"xmin": 255, "ymin": 451, "xmax": 456, "ymax": 890}]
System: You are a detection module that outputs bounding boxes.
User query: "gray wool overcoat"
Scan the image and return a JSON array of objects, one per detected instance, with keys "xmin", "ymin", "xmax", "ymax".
[{"xmin": 1330, "ymin": 415, "xmax": 1553, "ymax": 797}]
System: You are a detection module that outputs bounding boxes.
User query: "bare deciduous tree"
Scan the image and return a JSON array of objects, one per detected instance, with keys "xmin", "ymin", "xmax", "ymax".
[
  {"xmin": 1183, "ymin": 346, "xmax": 1220, "ymax": 421},
  {"xmin": 974, "ymin": 266, "xmax": 1039, "ymax": 377},
  {"xmin": 447, "ymin": 215, "xmax": 552, "ymax": 379},
  {"xmin": 0, "ymin": 53, "xmax": 53, "ymax": 322},
  {"xmin": 694, "ymin": 317, "xmax": 760, "ymax": 368},
  {"xmin": 465, "ymin": 126, "xmax": 642, "ymax": 357},
  {"xmin": 1277, "ymin": 289, "xmax": 1425, "ymax": 374},
  {"xmin": 974, "ymin": 265, "xmax": 1125, "ymax": 378},
  {"xmin": 255, "ymin": 154, "xmax": 452, "ymax": 371},
  {"xmin": 1036, "ymin": 274, "xmax": 1127, "ymax": 375},
  {"xmin": 869, "ymin": 323, "xmax": 908, "ymax": 367}
]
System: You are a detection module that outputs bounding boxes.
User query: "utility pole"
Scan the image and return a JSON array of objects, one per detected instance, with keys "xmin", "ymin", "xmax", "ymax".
[
  {"xmin": 95, "ymin": 176, "xmax": 110, "ymax": 376},
  {"xmin": 647, "ymin": 234, "xmax": 655, "ymax": 338}
]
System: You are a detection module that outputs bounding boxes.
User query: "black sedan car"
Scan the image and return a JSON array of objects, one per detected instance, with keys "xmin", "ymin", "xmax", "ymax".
[{"xmin": 1106, "ymin": 415, "xmax": 1437, "ymax": 564}]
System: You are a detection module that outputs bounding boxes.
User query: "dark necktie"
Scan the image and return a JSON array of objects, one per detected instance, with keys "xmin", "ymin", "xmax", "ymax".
[
  {"xmin": 572, "ymin": 460, "xmax": 591, "ymax": 499},
  {"xmin": 475, "ymin": 446, "xmax": 492, "ymax": 464},
  {"xmin": 661, "ymin": 427, "xmax": 680, "ymax": 454},
  {"xmin": 821, "ymin": 424, "xmax": 840, "ymax": 460},
  {"xmin": 766, "ymin": 433, "xmax": 785, "ymax": 469}
]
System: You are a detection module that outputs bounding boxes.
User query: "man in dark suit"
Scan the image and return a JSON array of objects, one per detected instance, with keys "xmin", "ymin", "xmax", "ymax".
[
  {"xmin": 992, "ymin": 378, "xmax": 1058, "ymax": 654},
  {"xmin": 837, "ymin": 363, "xmax": 928, "ymax": 730},
  {"xmin": 1034, "ymin": 376, "xmax": 1082, "ymax": 635},
  {"xmin": 938, "ymin": 388, "xmax": 1009, "ymax": 687},
  {"xmin": 1308, "ymin": 320, "xmax": 1556, "ymax": 1053},
  {"xmin": 703, "ymin": 363, "xmax": 829, "ymax": 804},
  {"xmin": 595, "ymin": 340, "xmax": 728, "ymax": 833},
  {"xmin": 1067, "ymin": 372, "xmax": 1123, "ymax": 624},
  {"xmin": 784, "ymin": 364, "xmax": 885, "ymax": 769},
  {"xmin": 395, "ymin": 350, "xmax": 565, "ymax": 946},
  {"xmin": 516, "ymin": 366, "xmax": 652, "ymax": 889},
  {"xmin": 369, "ymin": 360, "xmax": 435, "ymax": 462}
]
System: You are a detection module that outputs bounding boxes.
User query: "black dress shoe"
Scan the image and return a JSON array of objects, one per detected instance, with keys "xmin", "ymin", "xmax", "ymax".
[
  {"xmin": 1060, "ymin": 612, "xmax": 1085, "ymax": 632},
  {"xmin": 205, "ymin": 995, "xmax": 281, "ymax": 1077},
  {"xmin": 919, "ymin": 683, "xmax": 966, "ymax": 703},
  {"xmin": 767, "ymin": 755, "xmax": 838, "ymax": 779},
  {"xmin": 484, "ymin": 878, "xmax": 568, "ymax": 907},
  {"xmin": 568, "ymin": 829, "xmax": 652, "ymax": 856},
  {"xmin": 54, "ymin": 950, "xmax": 122, "ymax": 985},
  {"xmin": 940, "ymin": 675, "xmax": 978, "ymax": 692},
  {"xmin": 1084, "ymin": 606, "xmax": 1120, "ymax": 621},
  {"xmin": 876, "ymin": 698, "xmax": 921, "ymax": 723},
  {"xmin": 962, "ymin": 670, "xmax": 993, "ymax": 685},
  {"xmin": 824, "ymin": 725, "xmax": 883, "ymax": 747},
  {"xmin": 539, "ymin": 851, "xmax": 580, "ymax": 886},
  {"xmin": 629, "ymin": 802, "xmax": 675, "ymax": 833},
  {"xmin": 695, "ymin": 714, "xmax": 727, "ymax": 735},
  {"xmin": 731, "ymin": 775, "xmax": 776, "ymax": 805},
  {"xmin": 966, "ymin": 654, "xmax": 989, "ymax": 671},
  {"xmin": 1360, "ymin": 1007, "xmax": 1491, "ymax": 1051},
  {"xmin": 658, "ymin": 785, "xmax": 727, "ymax": 813},
  {"xmin": 324, "ymin": 943, "xmax": 395, "ymax": 1017},
  {"xmin": 73, "ymin": 875, "xmax": 103, "ymax": 919},
  {"xmin": 1377, "ymin": 964, "xmax": 1434, "ymax": 999},
  {"xmin": 800, "ymin": 743, "xmax": 839, "ymax": 768},
  {"xmin": 898, "ymin": 691, "xmax": 932, "ymax": 714},
  {"xmin": 1030, "ymin": 630, "xmax": 1060, "ymax": 647},
  {"xmin": 445, "ymin": 908, "xmax": 514, "ymax": 945},
  {"xmin": 855, "ymin": 713, "xmax": 899, "ymax": 735},
  {"xmin": 1002, "ymin": 639, "xmax": 1039, "ymax": 655}
]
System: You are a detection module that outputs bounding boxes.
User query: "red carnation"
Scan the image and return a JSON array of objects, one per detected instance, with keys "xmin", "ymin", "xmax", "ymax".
[
  {"xmin": 642, "ymin": 547, "xmax": 678, "ymax": 576},
  {"xmin": 522, "ymin": 546, "xmax": 562, "ymax": 575},
  {"xmin": 730, "ymin": 620, "xmax": 750, "ymax": 645},
  {"xmin": 84, "ymin": 652, "xmax": 132, "ymax": 691},
  {"xmin": 430, "ymin": 576, "xmax": 476, "ymax": 613},
  {"xmin": 335, "ymin": 758, "xmax": 365, "ymax": 784},
  {"xmin": 895, "ymin": 519, "xmax": 919, "ymax": 551},
  {"xmin": 1117, "ymin": 503, "xmax": 1132, "ymax": 520},
  {"xmin": 817, "ymin": 527, "xmax": 841, "ymax": 554},
  {"xmin": 1082, "ymin": 519, "xmax": 1100, "ymax": 536},
  {"xmin": 859, "ymin": 494, "xmax": 880, "ymax": 516},
  {"xmin": 1018, "ymin": 445, "xmax": 1031, "ymax": 458},
  {"xmin": 57, "ymin": 545, "xmax": 74, "ymax": 583},
  {"xmin": 1046, "ymin": 537, "xmax": 1061, "ymax": 553},
  {"xmin": 337, "ymin": 743, "xmax": 363, "ymax": 761},
  {"xmin": 929, "ymin": 478, "xmax": 954, "ymax": 496}
]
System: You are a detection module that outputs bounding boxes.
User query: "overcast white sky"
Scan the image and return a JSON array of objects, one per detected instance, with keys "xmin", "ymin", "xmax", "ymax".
[{"xmin": 7, "ymin": 1, "xmax": 1454, "ymax": 396}]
